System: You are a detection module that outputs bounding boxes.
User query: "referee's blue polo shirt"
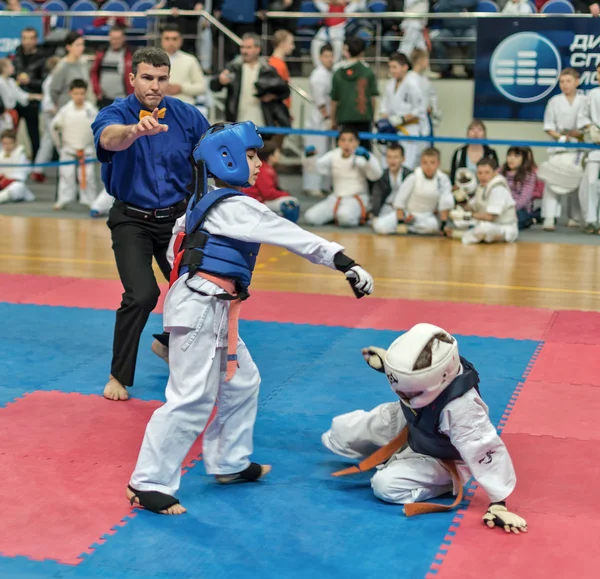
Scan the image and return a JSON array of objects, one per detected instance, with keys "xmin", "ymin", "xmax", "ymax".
[{"xmin": 92, "ymin": 94, "xmax": 210, "ymax": 210}]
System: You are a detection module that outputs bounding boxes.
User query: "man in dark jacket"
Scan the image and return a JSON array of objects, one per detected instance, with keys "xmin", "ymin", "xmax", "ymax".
[
  {"xmin": 210, "ymin": 33, "xmax": 290, "ymax": 131},
  {"xmin": 12, "ymin": 27, "xmax": 48, "ymax": 160}
]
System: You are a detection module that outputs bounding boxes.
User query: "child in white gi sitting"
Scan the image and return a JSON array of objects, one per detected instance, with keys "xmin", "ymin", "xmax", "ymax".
[
  {"xmin": 0, "ymin": 129, "xmax": 35, "ymax": 204},
  {"xmin": 322, "ymin": 323, "xmax": 528, "ymax": 534},
  {"xmin": 372, "ymin": 147, "xmax": 453, "ymax": 235},
  {"xmin": 126, "ymin": 121, "xmax": 374, "ymax": 515},
  {"xmin": 446, "ymin": 158, "xmax": 519, "ymax": 245},
  {"xmin": 304, "ymin": 127, "xmax": 383, "ymax": 227}
]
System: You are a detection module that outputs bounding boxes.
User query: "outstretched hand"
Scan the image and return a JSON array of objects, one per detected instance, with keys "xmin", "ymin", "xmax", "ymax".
[
  {"xmin": 483, "ymin": 504, "xmax": 528, "ymax": 534},
  {"xmin": 135, "ymin": 108, "xmax": 168, "ymax": 138},
  {"xmin": 361, "ymin": 346, "xmax": 387, "ymax": 372}
]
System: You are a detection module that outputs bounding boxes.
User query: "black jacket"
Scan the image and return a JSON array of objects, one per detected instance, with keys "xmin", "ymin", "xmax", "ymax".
[
  {"xmin": 449, "ymin": 145, "xmax": 499, "ymax": 185},
  {"xmin": 210, "ymin": 58, "xmax": 291, "ymax": 127},
  {"xmin": 12, "ymin": 45, "xmax": 48, "ymax": 95},
  {"xmin": 371, "ymin": 166, "xmax": 412, "ymax": 216}
]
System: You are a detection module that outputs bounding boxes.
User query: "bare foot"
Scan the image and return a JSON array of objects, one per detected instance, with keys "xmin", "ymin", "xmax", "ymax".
[
  {"xmin": 126, "ymin": 486, "xmax": 186, "ymax": 515},
  {"xmin": 103, "ymin": 375, "xmax": 129, "ymax": 401},
  {"xmin": 151, "ymin": 339, "xmax": 169, "ymax": 364}
]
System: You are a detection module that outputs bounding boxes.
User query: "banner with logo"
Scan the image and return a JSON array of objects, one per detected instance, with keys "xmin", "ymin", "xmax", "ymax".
[
  {"xmin": 474, "ymin": 17, "xmax": 599, "ymax": 121},
  {"xmin": 0, "ymin": 15, "xmax": 44, "ymax": 58}
]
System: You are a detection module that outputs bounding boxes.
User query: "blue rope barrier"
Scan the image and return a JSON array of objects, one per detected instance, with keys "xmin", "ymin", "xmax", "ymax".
[{"xmin": 0, "ymin": 158, "xmax": 99, "ymax": 168}]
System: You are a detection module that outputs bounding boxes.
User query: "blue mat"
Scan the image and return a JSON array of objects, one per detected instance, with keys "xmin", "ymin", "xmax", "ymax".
[{"xmin": 0, "ymin": 303, "xmax": 539, "ymax": 578}]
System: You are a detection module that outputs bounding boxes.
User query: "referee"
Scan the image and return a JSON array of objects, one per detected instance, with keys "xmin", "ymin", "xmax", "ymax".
[{"xmin": 92, "ymin": 47, "xmax": 210, "ymax": 402}]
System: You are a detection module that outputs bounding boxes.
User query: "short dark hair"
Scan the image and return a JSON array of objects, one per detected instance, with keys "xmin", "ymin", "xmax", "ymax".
[
  {"xmin": 132, "ymin": 47, "xmax": 171, "ymax": 75},
  {"xmin": 390, "ymin": 52, "xmax": 411, "ymax": 69},
  {"xmin": 161, "ymin": 23, "xmax": 181, "ymax": 36},
  {"xmin": 320, "ymin": 43, "xmax": 333, "ymax": 56},
  {"xmin": 344, "ymin": 36, "xmax": 365, "ymax": 58},
  {"xmin": 110, "ymin": 24, "xmax": 126, "ymax": 34},
  {"xmin": 64, "ymin": 31, "xmax": 82, "ymax": 48},
  {"xmin": 421, "ymin": 147, "xmax": 440, "ymax": 160},
  {"xmin": 21, "ymin": 27, "xmax": 38, "ymax": 37},
  {"xmin": 69, "ymin": 78, "xmax": 87, "ymax": 91},
  {"xmin": 477, "ymin": 157, "xmax": 499, "ymax": 170},
  {"xmin": 387, "ymin": 143, "xmax": 405, "ymax": 156},
  {"xmin": 338, "ymin": 126, "xmax": 359, "ymax": 141},
  {"xmin": 258, "ymin": 139, "xmax": 279, "ymax": 162},
  {"xmin": 0, "ymin": 129, "xmax": 16, "ymax": 141}
]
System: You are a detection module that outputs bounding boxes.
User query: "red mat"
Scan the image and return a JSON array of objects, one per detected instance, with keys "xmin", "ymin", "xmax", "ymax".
[
  {"xmin": 0, "ymin": 391, "xmax": 204, "ymax": 564},
  {"xmin": 545, "ymin": 310, "xmax": 600, "ymax": 345},
  {"xmin": 526, "ymin": 342, "xmax": 600, "ymax": 386},
  {"xmin": 0, "ymin": 273, "xmax": 554, "ymax": 340},
  {"xmin": 503, "ymin": 381, "xmax": 600, "ymax": 441}
]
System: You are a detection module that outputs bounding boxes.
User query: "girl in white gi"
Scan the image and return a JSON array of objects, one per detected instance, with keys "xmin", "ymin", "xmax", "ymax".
[
  {"xmin": 50, "ymin": 79, "xmax": 99, "ymax": 211},
  {"xmin": 127, "ymin": 121, "xmax": 374, "ymax": 515},
  {"xmin": 372, "ymin": 147, "xmax": 453, "ymax": 235},
  {"xmin": 446, "ymin": 158, "xmax": 518, "ymax": 245},
  {"xmin": 577, "ymin": 64, "xmax": 600, "ymax": 234},
  {"xmin": 0, "ymin": 130, "xmax": 35, "ymax": 204},
  {"xmin": 322, "ymin": 323, "xmax": 528, "ymax": 534},
  {"xmin": 377, "ymin": 53, "xmax": 427, "ymax": 170},
  {"xmin": 310, "ymin": 1, "xmax": 366, "ymax": 67},
  {"xmin": 541, "ymin": 68, "xmax": 585, "ymax": 231},
  {"xmin": 304, "ymin": 128, "xmax": 383, "ymax": 227},
  {"xmin": 303, "ymin": 44, "xmax": 334, "ymax": 197}
]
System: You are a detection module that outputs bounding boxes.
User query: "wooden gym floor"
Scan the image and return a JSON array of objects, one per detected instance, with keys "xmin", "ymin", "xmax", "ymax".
[{"xmin": 2, "ymin": 214, "xmax": 600, "ymax": 311}]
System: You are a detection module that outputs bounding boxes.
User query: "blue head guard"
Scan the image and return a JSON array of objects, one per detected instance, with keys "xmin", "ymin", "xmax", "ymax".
[{"xmin": 193, "ymin": 121, "xmax": 264, "ymax": 188}]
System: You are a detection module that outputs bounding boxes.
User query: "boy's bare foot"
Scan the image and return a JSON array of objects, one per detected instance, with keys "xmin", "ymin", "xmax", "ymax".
[
  {"xmin": 126, "ymin": 486, "xmax": 186, "ymax": 515},
  {"xmin": 151, "ymin": 339, "xmax": 169, "ymax": 364},
  {"xmin": 103, "ymin": 375, "xmax": 129, "ymax": 401}
]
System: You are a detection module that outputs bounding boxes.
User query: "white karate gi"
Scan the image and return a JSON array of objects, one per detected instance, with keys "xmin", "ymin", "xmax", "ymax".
[
  {"xmin": 322, "ymin": 387, "xmax": 516, "ymax": 505},
  {"xmin": 379, "ymin": 72, "xmax": 427, "ymax": 170},
  {"xmin": 130, "ymin": 194, "xmax": 346, "ymax": 496},
  {"xmin": 372, "ymin": 168, "xmax": 453, "ymax": 235},
  {"xmin": 310, "ymin": 1, "xmax": 366, "ymax": 67},
  {"xmin": 577, "ymin": 87, "xmax": 600, "ymax": 226},
  {"xmin": 304, "ymin": 63, "xmax": 333, "ymax": 194},
  {"xmin": 399, "ymin": 0, "xmax": 429, "ymax": 57},
  {"xmin": 414, "ymin": 69, "xmax": 441, "ymax": 147},
  {"xmin": 459, "ymin": 175, "xmax": 518, "ymax": 245},
  {"xmin": 196, "ymin": 0, "xmax": 213, "ymax": 72},
  {"xmin": 542, "ymin": 93, "xmax": 586, "ymax": 223},
  {"xmin": 0, "ymin": 144, "xmax": 35, "ymax": 204},
  {"xmin": 304, "ymin": 148, "xmax": 383, "ymax": 227},
  {"xmin": 0, "ymin": 76, "xmax": 30, "ymax": 133},
  {"xmin": 50, "ymin": 100, "xmax": 99, "ymax": 208},
  {"xmin": 33, "ymin": 73, "xmax": 57, "ymax": 175}
]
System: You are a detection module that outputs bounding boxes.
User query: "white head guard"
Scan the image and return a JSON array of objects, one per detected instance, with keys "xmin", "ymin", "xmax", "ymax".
[
  {"xmin": 383, "ymin": 323, "xmax": 461, "ymax": 409},
  {"xmin": 453, "ymin": 168, "xmax": 477, "ymax": 203},
  {"xmin": 537, "ymin": 151, "xmax": 585, "ymax": 195}
]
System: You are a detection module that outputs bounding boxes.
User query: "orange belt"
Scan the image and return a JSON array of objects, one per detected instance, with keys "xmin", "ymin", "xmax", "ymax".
[
  {"xmin": 333, "ymin": 195, "xmax": 367, "ymax": 226},
  {"xmin": 331, "ymin": 426, "xmax": 463, "ymax": 517},
  {"xmin": 76, "ymin": 150, "xmax": 86, "ymax": 190}
]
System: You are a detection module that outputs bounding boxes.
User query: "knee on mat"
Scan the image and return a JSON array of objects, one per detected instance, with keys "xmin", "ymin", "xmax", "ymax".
[
  {"xmin": 336, "ymin": 210, "xmax": 360, "ymax": 228},
  {"xmin": 371, "ymin": 470, "xmax": 409, "ymax": 504}
]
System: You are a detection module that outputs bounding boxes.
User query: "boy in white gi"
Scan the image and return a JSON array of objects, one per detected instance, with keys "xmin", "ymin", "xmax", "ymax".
[
  {"xmin": 304, "ymin": 128, "xmax": 383, "ymax": 227},
  {"xmin": 411, "ymin": 48, "xmax": 442, "ymax": 148},
  {"xmin": 0, "ymin": 130, "xmax": 35, "ymax": 204},
  {"xmin": 303, "ymin": 44, "xmax": 334, "ymax": 197},
  {"xmin": 446, "ymin": 158, "xmax": 518, "ymax": 245},
  {"xmin": 50, "ymin": 79, "xmax": 99, "ymax": 210},
  {"xmin": 322, "ymin": 323, "xmax": 528, "ymax": 534},
  {"xmin": 577, "ymin": 63, "xmax": 600, "ymax": 234},
  {"xmin": 541, "ymin": 68, "xmax": 585, "ymax": 230},
  {"xmin": 372, "ymin": 147, "xmax": 453, "ymax": 235},
  {"xmin": 127, "ymin": 121, "xmax": 374, "ymax": 515},
  {"xmin": 377, "ymin": 53, "xmax": 427, "ymax": 170}
]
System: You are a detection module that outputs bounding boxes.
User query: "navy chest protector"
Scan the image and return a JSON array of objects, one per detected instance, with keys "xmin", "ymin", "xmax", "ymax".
[
  {"xmin": 401, "ymin": 357, "xmax": 480, "ymax": 461},
  {"xmin": 173, "ymin": 188, "xmax": 261, "ymax": 296}
]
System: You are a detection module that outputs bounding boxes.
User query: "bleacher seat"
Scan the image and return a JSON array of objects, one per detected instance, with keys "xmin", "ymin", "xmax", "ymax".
[
  {"xmin": 21, "ymin": 0, "xmax": 36, "ymax": 10},
  {"xmin": 42, "ymin": 0, "xmax": 68, "ymax": 29},
  {"xmin": 130, "ymin": 0, "xmax": 154, "ymax": 31},
  {"xmin": 528, "ymin": 1, "xmax": 537, "ymax": 11},
  {"xmin": 0, "ymin": 1, "xmax": 7, "ymax": 8},
  {"xmin": 540, "ymin": 0, "xmax": 574, "ymax": 13},
  {"xmin": 298, "ymin": 0, "xmax": 321, "ymax": 28},
  {"xmin": 476, "ymin": 0, "xmax": 499, "ymax": 11},
  {"xmin": 70, "ymin": 0, "xmax": 97, "ymax": 32},
  {"xmin": 367, "ymin": 0, "xmax": 387, "ymax": 12}
]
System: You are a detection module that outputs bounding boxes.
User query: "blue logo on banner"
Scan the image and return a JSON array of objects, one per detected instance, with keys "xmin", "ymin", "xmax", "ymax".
[{"xmin": 490, "ymin": 32, "xmax": 561, "ymax": 103}]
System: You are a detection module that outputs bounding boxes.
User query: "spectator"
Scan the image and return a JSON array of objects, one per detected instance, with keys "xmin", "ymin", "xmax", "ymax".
[
  {"xmin": 449, "ymin": 120, "xmax": 499, "ymax": 185},
  {"xmin": 269, "ymin": 29, "xmax": 294, "ymax": 110},
  {"xmin": 160, "ymin": 25, "xmax": 206, "ymax": 105},
  {"xmin": 0, "ymin": 129, "xmax": 35, "ymax": 204},
  {"xmin": 400, "ymin": 0, "xmax": 429, "ymax": 57},
  {"xmin": 154, "ymin": 0, "xmax": 204, "ymax": 55},
  {"xmin": 574, "ymin": 0, "xmax": 600, "ymax": 16},
  {"xmin": 502, "ymin": 0, "xmax": 533, "ymax": 13},
  {"xmin": 500, "ymin": 146, "xmax": 538, "ymax": 230},
  {"xmin": 12, "ymin": 27, "xmax": 47, "ymax": 161},
  {"xmin": 330, "ymin": 37, "xmax": 379, "ymax": 150},
  {"xmin": 268, "ymin": 0, "xmax": 301, "ymax": 74},
  {"xmin": 210, "ymin": 33, "xmax": 290, "ymax": 131},
  {"xmin": 90, "ymin": 25, "xmax": 134, "ymax": 110},
  {"xmin": 6, "ymin": 0, "xmax": 26, "ymax": 11},
  {"xmin": 50, "ymin": 32, "xmax": 89, "ymax": 109}
]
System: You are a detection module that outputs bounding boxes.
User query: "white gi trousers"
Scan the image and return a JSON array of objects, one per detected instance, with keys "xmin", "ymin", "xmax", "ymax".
[
  {"xmin": 322, "ymin": 402, "xmax": 455, "ymax": 504},
  {"xmin": 311, "ymin": 23, "xmax": 346, "ymax": 67},
  {"xmin": 130, "ymin": 275, "xmax": 260, "ymax": 496},
  {"xmin": 578, "ymin": 160, "xmax": 600, "ymax": 225},
  {"xmin": 304, "ymin": 193, "xmax": 370, "ymax": 227},
  {"xmin": 33, "ymin": 112, "xmax": 55, "ymax": 175},
  {"xmin": 542, "ymin": 186, "xmax": 581, "ymax": 224},
  {"xmin": 56, "ymin": 146, "xmax": 98, "ymax": 207},
  {"xmin": 372, "ymin": 205, "xmax": 439, "ymax": 235},
  {"xmin": 461, "ymin": 221, "xmax": 518, "ymax": 245},
  {"xmin": 0, "ymin": 181, "xmax": 35, "ymax": 203}
]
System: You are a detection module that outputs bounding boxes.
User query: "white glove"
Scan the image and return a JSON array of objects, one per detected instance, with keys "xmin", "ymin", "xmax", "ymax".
[
  {"xmin": 588, "ymin": 125, "xmax": 600, "ymax": 144},
  {"xmin": 483, "ymin": 503, "xmax": 528, "ymax": 534},
  {"xmin": 449, "ymin": 208, "xmax": 472, "ymax": 222},
  {"xmin": 345, "ymin": 265, "xmax": 373, "ymax": 297},
  {"xmin": 361, "ymin": 346, "xmax": 387, "ymax": 372}
]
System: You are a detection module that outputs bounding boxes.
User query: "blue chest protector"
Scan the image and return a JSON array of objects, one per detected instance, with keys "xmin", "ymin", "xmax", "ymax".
[
  {"xmin": 401, "ymin": 357, "xmax": 480, "ymax": 461},
  {"xmin": 175, "ymin": 188, "xmax": 261, "ymax": 296}
]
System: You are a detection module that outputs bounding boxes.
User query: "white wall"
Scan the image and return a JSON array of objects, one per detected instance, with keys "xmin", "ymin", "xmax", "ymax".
[{"xmin": 289, "ymin": 77, "xmax": 551, "ymax": 171}]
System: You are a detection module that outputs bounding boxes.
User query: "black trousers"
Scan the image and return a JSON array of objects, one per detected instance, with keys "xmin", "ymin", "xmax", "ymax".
[
  {"xmin": 16, "ymin": 102, "xmax": 40, "ymax": 160},
  {"xmin": 107, "ymin": 203, "xmax": 183, "ymax": 387}
]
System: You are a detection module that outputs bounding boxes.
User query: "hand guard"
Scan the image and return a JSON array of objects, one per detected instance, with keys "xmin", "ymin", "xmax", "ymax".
[
  {"xmin": 588, "ymin": 125, "xmax": 600, "ymax": 144},
  {"xmin": 345, "ymin": 265, "xmax": 373, "ymax": 297},
  {"xmin": 449, "ymin": 208, "xmax": 472, "ymax": 222},
  {"xmin": 355, "ymin": 146, "xmax": 370, "ymax": 160},
  {"xmin": 453, "ymin": 188, "xmax": 468, "ymax": 204},
  {"xmin": 305, "ymin": 145, "xmax": 317, "ymax": 157},
  {"xmin": 483, "ymin": 503, "xmax": 528, "ymax": 534},
  {"xmin": 361, "ymin": 346, "xmax": 387, "ymax": 372}
]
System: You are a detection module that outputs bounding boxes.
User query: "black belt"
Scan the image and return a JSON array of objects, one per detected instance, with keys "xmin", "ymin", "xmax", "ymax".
[{"xmin": 114, "ymin": 199, "xmax": 187, "ymax": 221}]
